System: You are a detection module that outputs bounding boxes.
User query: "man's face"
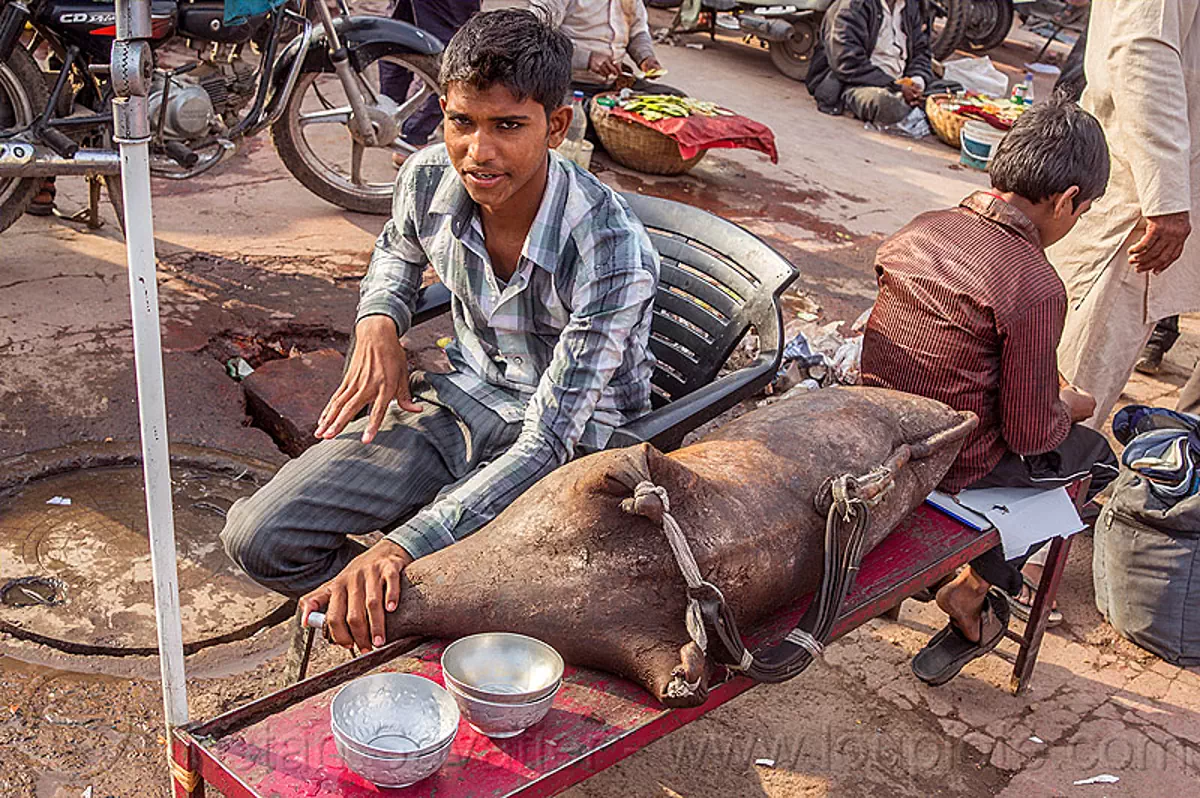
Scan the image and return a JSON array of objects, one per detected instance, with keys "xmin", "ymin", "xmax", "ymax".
[{"xmin": 441, "ymin": 82, "xmax": 572, "ymax": 211}]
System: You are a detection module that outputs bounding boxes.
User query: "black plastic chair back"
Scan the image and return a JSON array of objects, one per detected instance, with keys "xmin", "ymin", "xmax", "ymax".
[{"xmin": 621, "ymin": 192, "xmax": 797, "ymax": 408}]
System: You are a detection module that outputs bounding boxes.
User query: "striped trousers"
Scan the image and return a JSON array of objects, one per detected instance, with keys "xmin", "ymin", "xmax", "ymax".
[{"xmin": 220, "ymin": 372, "xmax": 519, "ymax": 598}]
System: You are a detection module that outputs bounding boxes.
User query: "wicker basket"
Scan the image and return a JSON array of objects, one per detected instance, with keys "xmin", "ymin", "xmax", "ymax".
[
  {"xmin": 925, "ymin": 93, "xmax": 970, "ymax": 149},
  {"xmin": 589, "ymin": 95, "xmax": 706, "ymax": 176}
]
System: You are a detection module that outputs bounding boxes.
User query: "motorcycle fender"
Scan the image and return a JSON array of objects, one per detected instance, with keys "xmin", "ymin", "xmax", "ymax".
[{"xmin": 268, "ymin": 15, "xmax": 442, "ymax": 105}]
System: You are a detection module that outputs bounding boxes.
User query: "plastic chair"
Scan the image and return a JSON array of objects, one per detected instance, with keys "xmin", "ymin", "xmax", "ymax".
[{"xmin": 410, "ymin": 191, "xmax": 798, "ymax": 453}]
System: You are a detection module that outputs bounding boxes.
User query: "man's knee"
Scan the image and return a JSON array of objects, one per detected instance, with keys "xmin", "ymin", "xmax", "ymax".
[
  {"xmin": 221, "ymin": 495, "xmax": 290, "ymax": 586},
  {"xmin": 845, "ymin": 87, "xmax": 909, "ymax": 125}
]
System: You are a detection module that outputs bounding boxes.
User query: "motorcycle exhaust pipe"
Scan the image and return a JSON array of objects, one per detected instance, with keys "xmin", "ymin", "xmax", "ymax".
[
  {"xmin": 738, "ymin": 14, "xmax": 794, "ymax": 43},
  {"xmin": 0, "ymin": 143, "xmax": 121, "ymax": 177},
  {"xmin": 0, "ymin": 2, "xmax": 31, "ymax": 62}
]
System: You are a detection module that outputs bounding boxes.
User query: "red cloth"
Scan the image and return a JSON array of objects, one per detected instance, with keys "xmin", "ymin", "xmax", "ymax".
[{"xmin": 610, "ymin": 107, "xmax": 778, "ymax": 163}]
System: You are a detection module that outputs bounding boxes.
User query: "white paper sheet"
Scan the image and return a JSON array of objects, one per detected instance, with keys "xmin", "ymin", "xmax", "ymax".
[{"xmin": 954, "ymin": 487, "xmax": 1085, "ymax": 560}]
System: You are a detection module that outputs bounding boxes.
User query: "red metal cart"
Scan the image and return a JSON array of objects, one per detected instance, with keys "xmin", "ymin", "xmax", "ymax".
[{"xmin": 170, "ymin": 501, "xmax": 1073, "ymax": 798}]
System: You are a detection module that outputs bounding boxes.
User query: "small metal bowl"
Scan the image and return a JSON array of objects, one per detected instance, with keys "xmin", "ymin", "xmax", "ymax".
[
  {"xmin": 330, "ymin": 673, "xmax": 459, "ymax": 761},
  {"xmin": 333, "ymin": 727, "xmax": 453, "ymax": 788},
  {"xmin": 444, "ymin": 678, "xmax": 559, "ymax": 739},
  {"xmin": 441, "ymin": 632, "xmax": 564, "ymax": 705}
]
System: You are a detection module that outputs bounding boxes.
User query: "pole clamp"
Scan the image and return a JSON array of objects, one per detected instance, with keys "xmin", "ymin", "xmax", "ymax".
[{"xmin": 110, "ymin": 40, "xmax": 153, "ymax": 98}]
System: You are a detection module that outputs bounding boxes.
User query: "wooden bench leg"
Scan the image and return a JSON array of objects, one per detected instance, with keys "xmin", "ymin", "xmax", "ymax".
[
  {"xmin": 171, "ymin": 731, "xmax": 205, "ymax": 798},
  {"xmin": 1010, "ymin": 535, "xmax": 1071, "ymax": 695}
]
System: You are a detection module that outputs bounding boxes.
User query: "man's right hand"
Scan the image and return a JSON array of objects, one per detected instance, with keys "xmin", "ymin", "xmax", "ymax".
[
  {"xmin": 1130, "ymin": 211, "xmax": 1191, "ymax": 274},
  {"xmin": 1060, "ymin": 384, "xmax": 1097, "ymax": 423},
  {"xmin": 315, "ymin": 315, "xmax": 421, "ymax": 444},
  {"xmin": 898, "ymin": 82, "xmax": 923, "ymax": 106},
  {"xmin": 299, "ymin": 539, "xmax": 414, "ymax": 651},
  {"xmin": 588, "ymin": 51, "xmax": 620, "ymax": 80}
]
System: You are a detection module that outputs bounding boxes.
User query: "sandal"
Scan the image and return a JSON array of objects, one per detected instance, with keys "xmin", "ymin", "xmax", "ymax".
[
  {"xmin": 1007, "ymin": 574, "xmax": 1063, "ymax": 627},
  {"xmin": 911, "ymin": 589, "xmax": 1010, "ymax": 686}
]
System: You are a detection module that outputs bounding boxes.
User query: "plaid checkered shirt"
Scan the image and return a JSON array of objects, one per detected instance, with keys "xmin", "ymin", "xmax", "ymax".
[{"xmin": 357, "ymin": 145, "xmax": 659, "ymax": 559}]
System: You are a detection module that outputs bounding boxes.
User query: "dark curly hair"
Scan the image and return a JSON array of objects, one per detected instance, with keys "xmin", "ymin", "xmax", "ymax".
[{"xmin": 439, "ymin": 9, "xmax": 574, "ymax": 116}]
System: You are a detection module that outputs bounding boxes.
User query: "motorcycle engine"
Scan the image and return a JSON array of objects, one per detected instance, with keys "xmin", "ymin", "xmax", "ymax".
[
  {"xmin": 148, "ymin": 78, "xmax": 214, "ymax": 141},
  {"xmin": 147, "ymin": 49, "xmax": 258, "ymax": 142}
]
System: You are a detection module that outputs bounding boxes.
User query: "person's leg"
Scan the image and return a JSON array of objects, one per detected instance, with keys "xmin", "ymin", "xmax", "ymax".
[
  {"xmin": 221, "ymin": 404, "xmax": 465, "ymax": 598},
  {"xmin": 841, "ymin": 86, "xmax": 911, "ymax": 126},
  {"xmin": 1178, "ymin": 360, "xmax": 1200, "ymax": 415},
  {"xmin": 916, "ymin": 424, "xmax": 1117, "ymax": 681},
  {"xmin": 398, "ymin": 0, "xmax": 480, "ymax": 144},
  {"xmin": 380, "ymin": 0, "xmax": 417, "ymax": 104},
  {"xmin": 966, "ymin": 424, "xmax": 1117, "ymax": 616},
  {"xmin": 1053, "ymin": 25, "xmax": 1087, "ymax": 102},
  {"xmin": 1136, "ymin": 315, "xmax": 1181, "ymax": 374},
  {"xmin": 1057, "ymin": 249, "xmax": 1157, "ymax": 430}
]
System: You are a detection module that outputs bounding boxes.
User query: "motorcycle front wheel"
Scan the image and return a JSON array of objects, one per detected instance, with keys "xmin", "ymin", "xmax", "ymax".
[
  {"xmin": 924, "ymin": 0, "xmax": 970, "ymax": 61},
  {"xmin": 768, "ymin": 17, "xmax": 818, "ymax": 82},
  {"xmin": 273, "ymin": 51, "xmax": 441, "ymax": 215},
  {"xmin": 0, "ymin": 46, "xmax": 50, "ymax": 234}
]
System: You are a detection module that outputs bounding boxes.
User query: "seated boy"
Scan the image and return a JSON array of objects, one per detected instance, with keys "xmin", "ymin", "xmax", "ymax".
[
  {"xmin": 806, "ymin": 0, "xmax": 934, "ymax": 126},
  {"xmin": 220, "ymin": 9, "xmax": 659, "ymax": 653},
  {"xmin": 861, "ymin": 96, "xmax": 1120, "ymax": 686}
]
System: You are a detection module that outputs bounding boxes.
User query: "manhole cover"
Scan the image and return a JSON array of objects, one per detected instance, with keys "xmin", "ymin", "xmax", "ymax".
[{"xmin": 0, "ymin": 460, "xmax": 292, "ymax": 654}]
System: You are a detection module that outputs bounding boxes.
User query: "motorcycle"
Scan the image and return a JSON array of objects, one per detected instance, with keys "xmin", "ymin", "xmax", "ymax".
[
  {"xmin": 928, "ymin": 0, "xmax": 1086, "ymax": 58},
  {"xmin": 0, "ymin": 0, "xmax": 442, "ymax": 234},
  {"xmin": 727, "ymin": 0, "xmax": 831, "ymax": 82},
  {"xmin": 691, "ymin": 0, "xmax": 990, "ymax": 83}
]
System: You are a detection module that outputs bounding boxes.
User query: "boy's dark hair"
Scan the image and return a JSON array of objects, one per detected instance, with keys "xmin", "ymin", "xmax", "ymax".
[
  {"xmin": 988, "ymin": 92, "xmax": 1110, "ymax": 209},
  {"xmin": 440, "ymin": 10, "xmax": 573, "ymax": 116}
]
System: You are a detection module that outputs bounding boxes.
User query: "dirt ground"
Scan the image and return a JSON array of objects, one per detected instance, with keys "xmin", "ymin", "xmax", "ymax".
[{"xmin": 3, "ymin": 7, "xmax": 1200, "ymax": 798}]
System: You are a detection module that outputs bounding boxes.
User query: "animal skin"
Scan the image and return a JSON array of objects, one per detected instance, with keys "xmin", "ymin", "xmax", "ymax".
[{"xmin": 385, "ymin": 387, "xmax": 976, "ymax": 707}]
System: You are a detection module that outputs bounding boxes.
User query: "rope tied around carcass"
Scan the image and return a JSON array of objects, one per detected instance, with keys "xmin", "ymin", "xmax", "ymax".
[
  {"xmin": 618, "ymin": 414, "xmax": 979, "ymax": 686},
  {"xmin": 622, "ymin": 470, "xmax": 877, "ymax": 684},
  {"xmin": 624, "ymin": 481, "xmax": 713, "ymax": 654}
]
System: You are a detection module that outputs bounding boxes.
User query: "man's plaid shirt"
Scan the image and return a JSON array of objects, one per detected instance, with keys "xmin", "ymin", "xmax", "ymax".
[{"xmin": 357, "ymin": 145, "xmax": 659, "ymax": 558}]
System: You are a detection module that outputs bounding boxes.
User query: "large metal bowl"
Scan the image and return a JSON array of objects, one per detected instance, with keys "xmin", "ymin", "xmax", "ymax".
[
  {"xmin": 333, "ymin": 727, "xmax": 454, "ymax": 788},
  {"xmin": 330, "ymin": 673, "xmax": 459, "ymax": 760},
  {"xmin": 444, "ymin": 678, "xmax": 559, "ymax": 739},
  {"xmin": 441, "ymin": 632, "xmax": 564, "ymax": 705}
]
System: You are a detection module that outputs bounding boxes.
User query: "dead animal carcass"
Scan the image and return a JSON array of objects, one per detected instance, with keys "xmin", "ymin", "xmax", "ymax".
[{"xmin": 385, "ymin": 387, "xmax": 975, "ymax": 707}]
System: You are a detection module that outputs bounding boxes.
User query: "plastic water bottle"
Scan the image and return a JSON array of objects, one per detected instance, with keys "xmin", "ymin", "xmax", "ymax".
[
  {"xmin": 562, "ymin": 91, "xmax": 587, "ymax": 165},
  {"xmin": 1022, "ymin": 72, "xmax": 1035, "ymax": 105}
]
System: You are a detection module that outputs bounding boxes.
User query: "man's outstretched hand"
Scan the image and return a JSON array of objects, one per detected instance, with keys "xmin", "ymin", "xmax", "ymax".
[
  {"xmin": 300, "ymin": 540, "xmax": 414, "ymax": 651},
  {"xmin": 1130, "ymin": 211, "xmax": 1191, "ymax": 274},
  {"xmin": 315, "ymin": 315, "xmax": 421, "ymax": 444}
]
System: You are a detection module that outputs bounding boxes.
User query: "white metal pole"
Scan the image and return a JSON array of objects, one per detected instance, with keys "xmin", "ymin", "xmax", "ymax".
[{"xmin": 111, "ymin": 0, "xmax": 189, "ymax": 730}]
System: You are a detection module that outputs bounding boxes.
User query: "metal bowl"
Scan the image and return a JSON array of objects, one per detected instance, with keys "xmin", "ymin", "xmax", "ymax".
[
  {"xmin": 330, "ymin": 673, "xmax": 459, "ymax": 760},
  {"xmin": 444, "ymin": 678, "xmax": 559, "ymax": 739},
  {"xmin": 333, "ymin": 727, "xmax": 453, "ymax": 788},
  {"xmin": 441, "ymin": 632, "xmax": 564, "ymax": 705}
]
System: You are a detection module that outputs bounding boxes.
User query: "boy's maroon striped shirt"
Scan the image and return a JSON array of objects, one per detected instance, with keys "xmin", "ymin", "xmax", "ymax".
[{"xmin": 862, "ymin": 192, "xmax": 1072, "ymax": 492}]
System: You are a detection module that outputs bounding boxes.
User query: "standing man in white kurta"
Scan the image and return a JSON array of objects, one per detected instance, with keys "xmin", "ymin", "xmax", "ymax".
[{"xmin": 1049, "ymin": 0, "xmax": 1199, "ymax": 426}]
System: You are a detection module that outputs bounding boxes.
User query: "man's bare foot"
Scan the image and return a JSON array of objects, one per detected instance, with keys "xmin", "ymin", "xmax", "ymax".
[{"xmin": 934, "ymin": 568, "xmax": 990, "ymax": 643}]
